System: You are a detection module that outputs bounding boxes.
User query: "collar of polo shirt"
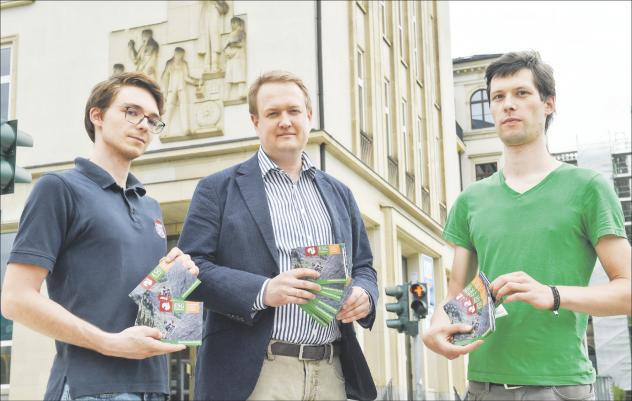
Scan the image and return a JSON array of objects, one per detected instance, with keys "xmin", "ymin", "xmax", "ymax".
[{"xmin": 75, "ymin": 157, "xmax": 146, "ymax": 196}]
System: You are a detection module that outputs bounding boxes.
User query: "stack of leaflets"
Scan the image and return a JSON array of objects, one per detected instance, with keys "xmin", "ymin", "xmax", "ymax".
[
  {"xmin": 290, "ymin": 243, "xmax": 352, "ymax": 327},
  {"xmin": 443, "ymin": 272, "xmax": 504, "ymax": 345},
  {"xmin": 129, "ymin": 259, "xmax": 203, "ymax": 345}
]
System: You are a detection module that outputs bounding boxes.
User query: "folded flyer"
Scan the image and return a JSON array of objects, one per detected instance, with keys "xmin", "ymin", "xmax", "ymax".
[
  {"xmin": 290, "ymin": 243, "xmax": 351, "ymax": 327},
  {"xmin": 129, "ymin": 259, "xmax": 200, "ymax": 304},
  {"xmin": 129, "ymin": 259, "xmax": 203, "ymax": 345},
  {"xmin": 443, "ymin": 271, "xmax": 497, "ymax": 345},
  {"xmin": 135, "ymin": 298, "xmax": 203, "ymax": 345}
]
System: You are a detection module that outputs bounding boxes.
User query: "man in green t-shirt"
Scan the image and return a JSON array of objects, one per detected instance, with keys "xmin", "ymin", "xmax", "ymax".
[{"xmin": 423, "ymin": 51, "xmax": 631, "ymax": 400}]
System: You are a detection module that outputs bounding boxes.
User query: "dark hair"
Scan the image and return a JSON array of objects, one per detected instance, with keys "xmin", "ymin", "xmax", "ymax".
[
  {"xmin": 84, "ymin": 72, "xmax": 164, "ymax": 142},
  {"xmin": 485, "ymin": 50, "xmax": 556, "ymax": 132}
]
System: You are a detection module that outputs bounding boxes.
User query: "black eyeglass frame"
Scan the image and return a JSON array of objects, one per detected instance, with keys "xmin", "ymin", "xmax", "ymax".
[{"xmin": 122, "ymin": 105, "xmax": 166, "ymax": 135}]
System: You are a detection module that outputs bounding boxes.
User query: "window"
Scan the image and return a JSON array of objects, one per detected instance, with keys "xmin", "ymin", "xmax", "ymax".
[
  {"xmin": 612, "ymin": 153, "xmax": 631, "ymax": 175},
  {"xmin": 622, "ymin": 200, "xmax": 631, "ymax": 222},
  {"xmin": 475, "ymin": 162, "xmax": 497, "ymax": 181},
  {"xmin": 397, "ymin": 1, "xmax": 405, "ymax": 59},
  {"xmin": 470, "ymin": 89, "xmax": 494, "ymax": 129},
  {"xmin": 379, "ymin": 0, "xmax": 392, "ymax": 43},
  {"xmin": 357, "ymin": 48, "xmax": 367, "ymax": 135},
  {"xmin": 384, "ymin": 79, "xmax": 393, "ymax": 157},
  {"xmin": 1, "ymin": 44, "xmax": 13, "ymax": 121},
  {"xmin": 401, "ymin": 98, "xmax": 408, "ymax": 174},
  {"xmin": 614, "ymin": 177, "xmax": 631, "ymax": 199},
  {"xmin": 1, "ymin": 232, "xmax": 17, "ymax": 397},
  {"xmin": 411, "ymin": 4, "xmax": 419, "ymax": 79}
]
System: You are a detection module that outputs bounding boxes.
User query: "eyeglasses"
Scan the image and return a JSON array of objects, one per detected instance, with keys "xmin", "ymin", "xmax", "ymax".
[{"xmin": 123, "ymin": 106, "xmax": 165, "ymax": 135}]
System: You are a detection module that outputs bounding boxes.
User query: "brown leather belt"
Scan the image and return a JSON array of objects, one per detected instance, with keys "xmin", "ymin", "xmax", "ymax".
[{"xmin": 269, "ymin": 341, "xmax": 341, "ymax": 361}]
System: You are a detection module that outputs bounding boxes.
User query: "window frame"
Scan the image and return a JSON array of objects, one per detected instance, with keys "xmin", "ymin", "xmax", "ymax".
[{"xmin": 469, "ymin": 89, "xmax": 494, "ymax": 130}]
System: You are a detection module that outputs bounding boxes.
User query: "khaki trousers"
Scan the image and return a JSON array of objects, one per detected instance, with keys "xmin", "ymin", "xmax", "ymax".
[{"xmin": 247, "ymin": 343, "xmax": 347, "ymax": 401}]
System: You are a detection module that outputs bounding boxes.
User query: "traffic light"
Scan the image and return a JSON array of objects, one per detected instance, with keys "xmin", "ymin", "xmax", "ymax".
[
  {"xmin": 410, "ymin": 282, "xmax": 428, "ymax": 320},
  {"xmin": 1, "ymin": 119, "xmax": 33, "ymax": 195},
  {"xmin": 385, "ymin": 284, "xmax": 418, "ymax": 336}
]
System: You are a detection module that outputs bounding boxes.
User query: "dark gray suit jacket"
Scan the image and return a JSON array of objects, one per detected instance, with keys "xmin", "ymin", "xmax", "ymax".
[{"xmin": 178, "ymin": 153, "xmax": 378, "ymax": 400}]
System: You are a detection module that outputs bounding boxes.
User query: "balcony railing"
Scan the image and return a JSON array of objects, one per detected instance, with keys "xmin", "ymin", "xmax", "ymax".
[
  {"xmin": 388, "ymin": 156, "xmax": 399, "ymax": 188},
  {"xmin": 405, "ymin": 172, "xmax": 415, "ymax": 201},
  {"xmin": 421, "ymin": 186, "xmax": 430, "ymax": 214},
  {"xmin": 360, "ymin": 131, "xmax": 374, "ymax": 168}
]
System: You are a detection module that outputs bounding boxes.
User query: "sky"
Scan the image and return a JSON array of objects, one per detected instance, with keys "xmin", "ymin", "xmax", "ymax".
[{"xmin": 449, "ymin": 1, "xmax": 631, "ymax": 152}]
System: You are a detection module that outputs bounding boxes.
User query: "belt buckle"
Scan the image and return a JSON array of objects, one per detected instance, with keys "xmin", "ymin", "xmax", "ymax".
[
  {"xmin": 503, "ymin": 384, "xmax": 523, "ymax": 390},
  {"xmin": 298, "ymin": 344, "xmax": 308, "ymax": 361}
]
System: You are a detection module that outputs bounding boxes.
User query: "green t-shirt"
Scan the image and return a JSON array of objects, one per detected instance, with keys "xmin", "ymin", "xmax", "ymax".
[{"xmin": 443, "ymin": 163, "xmax": 626, "ymax": 385}]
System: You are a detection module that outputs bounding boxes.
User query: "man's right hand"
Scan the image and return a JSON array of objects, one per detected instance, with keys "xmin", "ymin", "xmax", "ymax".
[
  {"xmin": 99, "ymin": 326, "xmax": 185, "ymax": 360},
  {"xmin": 263, "ymin": 268, "xmax": 322, "ymax": 307},
  {"xmin": 422, "ymin": 323, "xmax": 483, "ymax": 360}
]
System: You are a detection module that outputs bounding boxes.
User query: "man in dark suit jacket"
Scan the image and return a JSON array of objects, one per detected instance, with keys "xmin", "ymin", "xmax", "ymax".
[{"xmin": 178, "ymin": 70, "xmax": 378, "ymax": 401}]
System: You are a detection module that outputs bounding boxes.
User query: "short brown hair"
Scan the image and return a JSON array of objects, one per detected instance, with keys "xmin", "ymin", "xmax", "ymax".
[
  {"xmin": 84, "ymin": 72, "xmax": 164, "ymax": 142},
  {"xmin": 248, "ymin": 70, "xmax": 312, "ymax": 116},
  {"xmin": 485, "ymin": 50, "xmax": 556, "ymax": 132}
]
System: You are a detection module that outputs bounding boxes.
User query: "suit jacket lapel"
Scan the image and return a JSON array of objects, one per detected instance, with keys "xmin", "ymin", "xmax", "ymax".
[
  {"xmin": 314, "ymin": 171, "xmax": 343, "ymax": 244},
  {"xmin": 236, "ymin": 155, "xmax": 280, "ymax": 270}
]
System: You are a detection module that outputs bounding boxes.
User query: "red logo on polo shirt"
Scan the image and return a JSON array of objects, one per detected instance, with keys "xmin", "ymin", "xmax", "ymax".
[{"xmin": 154, "ymin": 219, "xmax": 166, "ymax": 239}]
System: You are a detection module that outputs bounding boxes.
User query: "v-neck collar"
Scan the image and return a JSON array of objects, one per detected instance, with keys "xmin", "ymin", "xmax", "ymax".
[{"xmin": 499, "ymin": 163, "xmax": 569, "ymax": 197}]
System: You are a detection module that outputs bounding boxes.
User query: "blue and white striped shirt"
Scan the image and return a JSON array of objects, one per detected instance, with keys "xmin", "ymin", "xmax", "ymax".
[{"xmin": 253, "ymin": 147, "xmax": 341, "ymax": 345}]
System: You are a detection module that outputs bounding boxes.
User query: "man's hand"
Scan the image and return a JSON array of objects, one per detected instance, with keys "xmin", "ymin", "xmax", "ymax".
[
  {"xmin": 99, "ymin": 326, "xmax": 185, "ymax": 359},
  {"xmin": 491, "ymin": 271, "xmax": 553, "ymax": 310},
  {"xmin": 336, "ymin": 286, "xmax": 371, "ymax": 323},
  {"xmin": 263, "ymin": 268, "xmax": 321, "ymax": 307},
  {"xmin": 422, "ymin": 323, "xmax": 483, "ymax": 360},
  {"xmin": 163, "ymin": 247, "xmax": 199, "ymax": 277}
]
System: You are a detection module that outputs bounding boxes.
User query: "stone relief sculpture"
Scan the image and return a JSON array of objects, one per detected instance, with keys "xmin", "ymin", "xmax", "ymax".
[
  {"xmin": 223, "ymin": 16, "xmax": 246, "ymax": 102},
  {"xmin": 161, "ymin": 47, "xmax": 201, "ymax": 137},
  {"xmin": 128, "ymin": 29, "xmax": 160, "ymax": 80},
  {"xmin": 197, "ymin": 0, "xmax": 229, "ymax": 77},
  {"xmin": 112, "ymin": 63, "xmax": 125, "ymax": 77},
  {"xmin": 110, "ymin": 1, "xmax": 247, "ymax": 142}
]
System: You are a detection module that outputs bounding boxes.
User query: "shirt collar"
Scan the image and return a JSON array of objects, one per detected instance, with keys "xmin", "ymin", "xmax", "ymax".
[
  {"xmin": 257, "ymin": 147, "xmax": 316, "ymax": 179},
  {"xmin": 75, "ymin": 157, "xmax": 146, "ymax": 196}
]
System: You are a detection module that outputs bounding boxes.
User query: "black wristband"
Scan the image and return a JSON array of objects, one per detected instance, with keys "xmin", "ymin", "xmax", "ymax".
[{"xmin": 549, "ymin": 285, "xmax": 560, "ymax": 316}]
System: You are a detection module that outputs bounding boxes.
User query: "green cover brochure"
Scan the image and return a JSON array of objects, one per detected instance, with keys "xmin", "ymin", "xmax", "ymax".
[
  {"xmin": 129, "ymin": 259, "xmax": 203, "ymax": 345},
  {"xmin": 290, "ymin": 243, "xmax": 352, "ymax": 327}
]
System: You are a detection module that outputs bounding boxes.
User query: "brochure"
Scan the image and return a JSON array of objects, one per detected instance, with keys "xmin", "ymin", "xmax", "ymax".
[
  {"xmin": 129, "ymin": 259, "xmax": 203, "ymax": 345},
  {"xmin": 290, "ymin": 243, "xmax": 351, "ymax": 327},
  {"xmin": 443, "ymin": 272, "xmax": 499, "ymax": 345},
  {"xmin": 129, "ymin": 259, "xmax": 200, "ymax": 304},
  {"xmin": 135, "ymin": 297, "xmax": 203, "ymax": 345}
]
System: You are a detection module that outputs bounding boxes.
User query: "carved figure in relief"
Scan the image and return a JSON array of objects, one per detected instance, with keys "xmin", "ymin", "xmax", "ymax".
[
  {"xmin": 128, "ymin": 29, "xmax": 160, "ymax": 79},
  {"xmin": 224, "ymin": 16, "xmax": 246, "ymax": 100},
  {"xmin": 112, "ymin": 63, "xmax": 125, "ymax": 77},
  {"xmin": 161, "ymin": 47, "xmax": 201, "ymax": 136},
  {"xmin": 197, "ymin": 0, "xmax": 229, "ymax": 75}
]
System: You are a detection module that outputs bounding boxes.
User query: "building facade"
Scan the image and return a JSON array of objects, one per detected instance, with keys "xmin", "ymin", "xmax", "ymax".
[{"xmin": 0, "ymin": 1, "xmax": 466, "ymax": 400}]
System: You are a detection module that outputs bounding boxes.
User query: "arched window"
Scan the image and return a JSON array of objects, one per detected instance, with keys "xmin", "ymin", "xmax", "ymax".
[{"xmin": 470, "ymin": 89, "xmax": 494, "ymax": 129}]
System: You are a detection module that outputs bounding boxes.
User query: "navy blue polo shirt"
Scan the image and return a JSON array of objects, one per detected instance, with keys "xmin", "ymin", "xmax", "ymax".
[{"xmin": 9, "ymin": 158, "xmax": 169, "ymax": 400}]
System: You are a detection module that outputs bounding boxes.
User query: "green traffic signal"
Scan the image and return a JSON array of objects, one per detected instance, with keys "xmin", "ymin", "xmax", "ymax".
[{"xmin": 1, "ymin": 119, "xmax": 33, "ymax": 195}]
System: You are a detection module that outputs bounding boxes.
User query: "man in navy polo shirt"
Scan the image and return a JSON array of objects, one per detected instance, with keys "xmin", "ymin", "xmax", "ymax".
[{"xmin": 1, "ymin": 72, "xmax": 197, "ymax": 401}]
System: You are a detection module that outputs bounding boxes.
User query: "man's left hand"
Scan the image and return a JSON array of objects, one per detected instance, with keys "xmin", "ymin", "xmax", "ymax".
[
  {"xmin": 491, "ymin": 271, "xmax": 554, "ymax": 310},
  {"xmin": 336, "ymin": 286, "xmax": 371, "ymax": 323}
]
